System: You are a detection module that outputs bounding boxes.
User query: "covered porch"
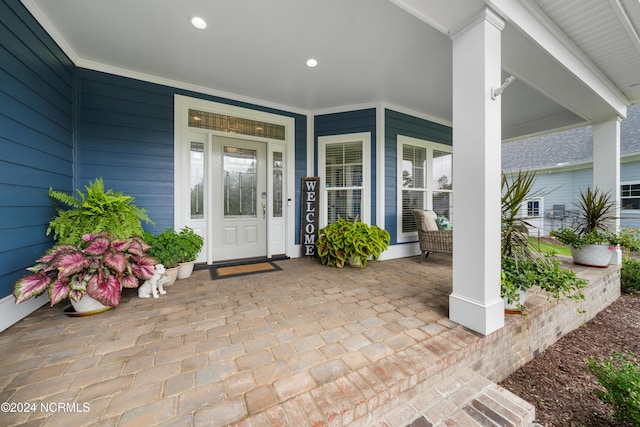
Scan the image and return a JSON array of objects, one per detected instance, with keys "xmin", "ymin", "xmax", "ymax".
[{"xmin": 0, "ymin": 256, "xmax": 619, "ymax": 426}]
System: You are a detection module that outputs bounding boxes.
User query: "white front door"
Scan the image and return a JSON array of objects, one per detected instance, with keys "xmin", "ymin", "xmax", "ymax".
[
  {"xmin": 211, "ymin": 136, "xmax": 267, "ymax": 260},
  {"xmin": 174, "ymin": 95, "xmax": 296, "ymax": 264}
]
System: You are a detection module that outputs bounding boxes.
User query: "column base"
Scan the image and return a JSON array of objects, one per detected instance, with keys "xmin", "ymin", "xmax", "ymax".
[{"xmin": 449, "ymin": 293, "xmax": 504, "ymax": 335}]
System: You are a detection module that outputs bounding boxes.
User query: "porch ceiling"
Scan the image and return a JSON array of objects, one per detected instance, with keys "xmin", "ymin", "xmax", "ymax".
[{"xmin": 23, "ymin": 0, "xmax": 640, "ymax": 139}]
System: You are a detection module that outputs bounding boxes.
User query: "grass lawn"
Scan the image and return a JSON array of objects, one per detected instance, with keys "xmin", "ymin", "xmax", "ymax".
[{"xmin": 528, "ymin": 236, "xmax": 572, "ymax": 256}]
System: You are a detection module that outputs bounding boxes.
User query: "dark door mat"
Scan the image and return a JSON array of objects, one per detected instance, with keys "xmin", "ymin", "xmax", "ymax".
[{"xmin": 198, "ymin": 256, "xmax": 287, "ymax": 280}]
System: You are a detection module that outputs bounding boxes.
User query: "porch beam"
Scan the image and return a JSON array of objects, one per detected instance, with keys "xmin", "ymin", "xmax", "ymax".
[
  {"xmin": 449, "ymin": 8, "xmax": 505, "ymax": 335},
  {"xmin": 593, "ymin": 117, "xmax": 622, "ymax": 230}
]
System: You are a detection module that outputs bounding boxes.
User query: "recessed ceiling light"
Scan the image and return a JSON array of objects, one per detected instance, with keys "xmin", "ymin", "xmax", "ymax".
[
  {"xmin": 190, "ymin": 16, "xmax": 207, "ymax": 30},
  {"xmin": 306, "ymin": 58, "xmax": 318, "ymax": 68}
]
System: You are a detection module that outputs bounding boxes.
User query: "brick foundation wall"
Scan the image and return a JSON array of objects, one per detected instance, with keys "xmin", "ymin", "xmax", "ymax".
[{"xmin": 473, "ymin": 261, "xmax": 621, "ymax": 382}]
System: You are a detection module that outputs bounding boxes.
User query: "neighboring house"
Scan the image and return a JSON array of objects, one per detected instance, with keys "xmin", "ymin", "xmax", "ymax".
[
  {"xmin": 503, "ymin": 104, "xmax": 640, "ymax": 236},
  {"xmin": 2, "ymin": 0, "xmax": 639, "ymax": 335}
]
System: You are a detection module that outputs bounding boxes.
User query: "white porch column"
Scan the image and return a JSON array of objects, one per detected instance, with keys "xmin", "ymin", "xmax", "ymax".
[
  {"xmin": 449, "ymin": 8, "xmax": 505, "ymax": 335},
  {"xmin": 593, "ymin": 117, "xmax": 622, "ymax": 229}
]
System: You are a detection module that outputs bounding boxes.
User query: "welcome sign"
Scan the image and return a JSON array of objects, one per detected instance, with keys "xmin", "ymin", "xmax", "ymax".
[{"xmin": 301, "ymin": 177, "xmax": 320, "ymax": 257}]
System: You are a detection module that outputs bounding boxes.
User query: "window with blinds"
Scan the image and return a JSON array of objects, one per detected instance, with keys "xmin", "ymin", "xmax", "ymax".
[
  {"xmin": 401, "ymin": 145, "xmax": 427, "ymax": 233},
  {"xmin": 325, "ymin": 141, "xmax": 363, "ymax": 223},
  {"xmin": 398, "ymin": 137, "xmax": 453, "ymax": 238}
]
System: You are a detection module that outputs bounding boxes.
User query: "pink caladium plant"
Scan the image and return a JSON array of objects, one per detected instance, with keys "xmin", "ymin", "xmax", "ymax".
[{"xmin": 13, "ymin": 233, "xmax": 156, "ymax": 307}]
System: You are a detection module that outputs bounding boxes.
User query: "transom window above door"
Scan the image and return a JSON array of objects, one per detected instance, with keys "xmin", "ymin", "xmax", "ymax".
[
  {"xmin": 398, "ymin": 135, "xmax": 452, "ymax": 242},
  {"xmin": 188, "ymin": 109, "xmax": 285, "ymax": 140}
]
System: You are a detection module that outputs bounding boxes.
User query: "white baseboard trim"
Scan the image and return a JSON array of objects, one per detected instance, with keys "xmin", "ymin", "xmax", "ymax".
[
  {"xmin": 0, "ymin": 293, "xmax": 49, "ymax": 333},
  {"xmin": 379, "ymin": 242, "xmax": 420, "ymax": 260}
]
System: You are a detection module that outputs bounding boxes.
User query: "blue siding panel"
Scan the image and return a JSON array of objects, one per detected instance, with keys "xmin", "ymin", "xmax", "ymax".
[
  {"xmin": 0, "ymin": 0, "xmax": 74, "ymax": 298},
  {"xmin": 77, "ymin": 70, "xmax": 182, "ymax": 233},
  {"xmin": 314, "ymin": 109, "xmax": 377, "ymax": 224},
  {"xmin": 1, "ymin": 0, "xmax": 309, "ymax": 299},
  {"xmin": 385, "ymin": 109, "xmax": 452, "ymax": 244},
  {"xmin": 77, "ymin": 70, "xmax": 307, "ymax": 236}
]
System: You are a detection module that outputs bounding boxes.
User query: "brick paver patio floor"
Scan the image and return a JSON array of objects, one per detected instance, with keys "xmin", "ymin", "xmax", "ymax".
[{"xmin": 0, "ymin": 254, "xmax": 534, "ymax": 426}]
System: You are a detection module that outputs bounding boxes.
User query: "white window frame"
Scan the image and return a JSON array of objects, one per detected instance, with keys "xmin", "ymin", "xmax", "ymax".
[
  {"xmin": 397, "ymin": 135, "xmax": 453, "ymax": 243},
  {"xmin": 621, "ymin": 181, "xmax": 640, "ymax": 210},
  {"xmin": 524, "ymin": 199, "xmax": 542, "ymax": 218},
  {"xmin": 318, "ymin": 132, "xmax": 371, "ymax": 227}
]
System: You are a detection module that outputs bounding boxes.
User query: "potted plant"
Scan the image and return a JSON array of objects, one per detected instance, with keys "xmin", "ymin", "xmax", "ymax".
[
  {"xmin": 175, "ymin": 227, "xmax": 204, "ymax": 279},
  {"xmin": 501, "ymin": 255, "xmax": 586, "ymax": 314},
  {"xmin": 501, "ymin": 170, "xmax": 585, "ymax": 312},
  {"xmin": 13, "ymin": 233, "xmax": 156, "ymax": 314},
  {"xmin": 551, "ymin": 187, "xmax": 619, "ymax": 267},
  {"xmin": 143, "ymin": 228, "xmax": 183, "ymax": 285},
  {"xmin": 316, "ymin": 217, "xmax": 390, "ymax": 268},
  {"xmin": 501, "ymin": 170, "xmax": 547, "ymax": 311},
  {"xmin": 47, "ymin": 177, "xmax": 155, "ymax": 245}
]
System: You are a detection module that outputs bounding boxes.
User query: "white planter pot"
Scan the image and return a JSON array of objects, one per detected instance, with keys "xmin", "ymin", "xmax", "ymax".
[
  {"xmin": 178, "ymin": 261, "xmax": 195, "ymax": 279},
  {"xmin": 504, "ymin": 288, "xmax": 529, "ymax": 314},
  {"xmin": 69, "ymin": 294, "xmax": 113, "ymax": 316},
  {"xmin": 571, "ymin": 244, "xmax": 614, "ymax": 268},
  {"xmin": 610, "ymin": 247, "xmax": 622, "ymax": 265},
  {"xmin": 164, "ymin": 266, "xmax": 180, "ymax": 286}
]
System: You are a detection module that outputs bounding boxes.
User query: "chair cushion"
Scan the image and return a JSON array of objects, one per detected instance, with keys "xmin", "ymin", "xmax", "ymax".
[{"xmin": 416, "ymin": 210, "xmax": 439, "ymax": 231}]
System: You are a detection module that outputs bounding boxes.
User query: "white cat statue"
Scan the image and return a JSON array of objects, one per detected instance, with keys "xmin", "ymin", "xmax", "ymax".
[{"xmin": 138, "ymin": 264, "xmax": 168, "ymax": 299}]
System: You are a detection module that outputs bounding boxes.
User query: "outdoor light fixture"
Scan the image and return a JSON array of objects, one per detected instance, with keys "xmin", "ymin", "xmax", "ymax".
[
  {"xmin": 491, "ymin": 75, "xmax": 516, "ymax": 100},
  {"xmin": 306, "ymin": 58, "xmax": 318, "ymax": 68},
  {"xmin": 190, "ymin": 16, "xmax": 207, "ymax": 29}
]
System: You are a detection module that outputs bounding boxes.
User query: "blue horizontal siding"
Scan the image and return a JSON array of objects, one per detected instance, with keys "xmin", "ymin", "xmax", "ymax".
[
  {"xmin": 2, "ymin": 0, "xmax": 311, "ymax": 299},
  {"xmin": 78, "ymin": 69, "xmax": 307, "ymax": 237},
  {"xmin": 77, "ymin": 70, "xmax": 176, "ymax": 232},
  {"xmin": 385, "ymin": 109, "xmax": 452, "ymax": 243},
  {"xmin": 0, "ymin": 0, "xmax": 74, "ymax": 298}
]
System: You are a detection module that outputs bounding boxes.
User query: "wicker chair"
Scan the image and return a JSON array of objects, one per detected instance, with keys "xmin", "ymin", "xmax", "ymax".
[{"xmin": 412, "ymin": 209, "xmax": 453, "ymax": 262}]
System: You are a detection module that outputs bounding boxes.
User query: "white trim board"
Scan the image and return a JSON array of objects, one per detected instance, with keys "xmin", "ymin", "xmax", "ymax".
[{"xmin": 0, "ymin": 294, "xmax": 49, "ymax": 333}]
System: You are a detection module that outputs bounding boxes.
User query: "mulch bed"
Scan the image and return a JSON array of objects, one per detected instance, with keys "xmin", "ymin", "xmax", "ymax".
[{"xmin": 499, "ymin": 293, "xmax": 640, "ymax": 426}]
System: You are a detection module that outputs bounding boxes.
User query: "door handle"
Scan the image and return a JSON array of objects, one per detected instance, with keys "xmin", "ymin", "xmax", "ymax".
[{"xmin": 262, "ymin": 201, "xmax": 266, "ymax": 219}]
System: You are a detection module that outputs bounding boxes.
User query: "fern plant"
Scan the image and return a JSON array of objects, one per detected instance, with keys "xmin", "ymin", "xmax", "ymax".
[{"xmin": 47, "ymin": 178, "xmax": 155, "ymax": 245}]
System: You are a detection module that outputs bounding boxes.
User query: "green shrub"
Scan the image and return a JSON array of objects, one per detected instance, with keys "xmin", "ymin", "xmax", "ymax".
[
  {"xmin": 618, "ymin": 228, "xmax": 640, "ymax": 253},
  {"xmin": 587, "ymin": 351, "xmax": 640, "ymax": 426},
  {"xmin": 621, "ymin": 257, "xmax": 640, "ymax": 294}
]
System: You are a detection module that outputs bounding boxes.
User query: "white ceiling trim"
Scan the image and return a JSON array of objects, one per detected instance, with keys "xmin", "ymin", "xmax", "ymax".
[
  {"xmin": 488, "ymin": 0, "xmax": 628, "ymax": 117},
  {"xmin": 20, "ymin": 0, "xmax": 78, "ymax": 63},
  {"xmin": 74, "ymin": 59, "xmax": 311, "ymax": 117},
  {"xmin": 388, "ymin": 0, "xmax": 450, "ymax": 35},
  {"xmin": 611, "ymin": 0, "xmax": 640, "ymax": 55}
]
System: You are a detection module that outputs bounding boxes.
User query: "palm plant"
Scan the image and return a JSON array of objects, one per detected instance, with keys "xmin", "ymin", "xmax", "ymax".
[
  {"xmin": 501, "ymin": 170, "xmax": 545, "ymax": 264},
  {"xmin": 551, "ymin": 187, "xmax": 618, "ymax": 248},
  {"xmin": 574, "ymin": 187, "xmax": 616, "ymax": 236}
]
